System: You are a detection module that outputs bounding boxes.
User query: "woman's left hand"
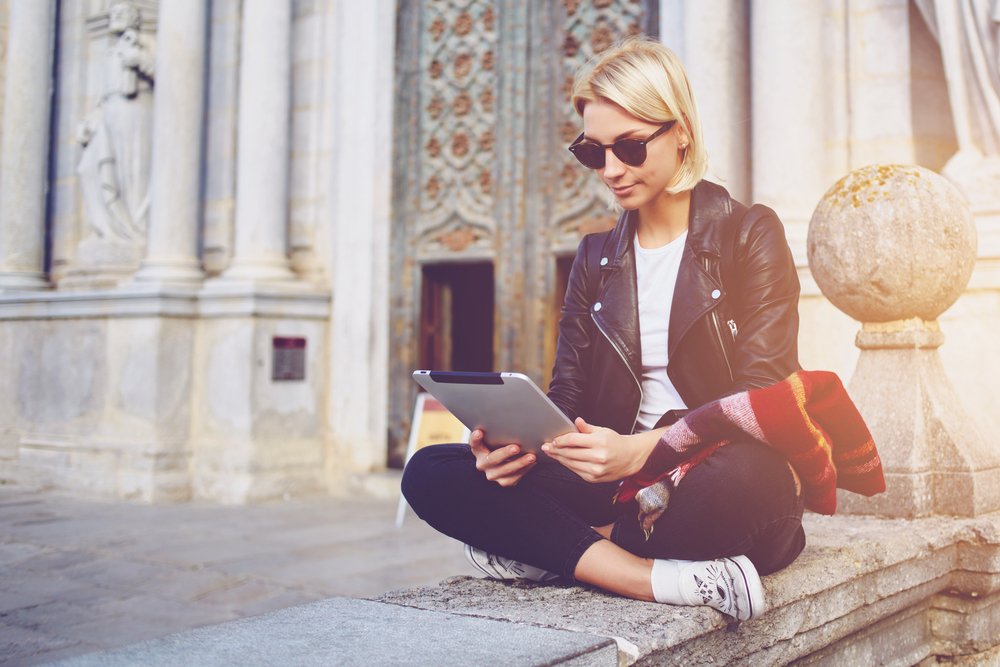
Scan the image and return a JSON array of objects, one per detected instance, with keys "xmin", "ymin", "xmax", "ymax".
[{"xmin": 542, "ymin": 418, "xmax": 660, "ymax": 483}]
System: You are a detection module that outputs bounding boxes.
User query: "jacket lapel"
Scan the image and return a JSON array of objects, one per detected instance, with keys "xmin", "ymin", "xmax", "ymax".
[
  {"xmin": 668, "ymin": 181, "xmax": 730, "ymax": 358},
  {"xmin": 593, "ymin": 211, "xmax": 642, "ymax": 382},
  {"xmin": 668, "ymin": 247, "xmax": 723, "ymax": 358}
]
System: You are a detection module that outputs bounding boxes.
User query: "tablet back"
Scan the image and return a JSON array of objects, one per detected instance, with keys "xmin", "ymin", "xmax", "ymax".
[{"xmin": 411, "ymin": 371, "xmax": 576, "ymax": 453}]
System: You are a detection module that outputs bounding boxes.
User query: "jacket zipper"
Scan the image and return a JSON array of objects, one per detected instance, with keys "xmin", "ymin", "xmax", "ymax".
[
  {"xmin": 704, "ymin": 257, "xmax": 734, "ymax": 383},
  {"xmin": 591, "ymin": 313, "xmax": 642, "ymax": 434},
  {"xmin": 712, "ymin": 310, "xmax": 734, "ymax": 383}
]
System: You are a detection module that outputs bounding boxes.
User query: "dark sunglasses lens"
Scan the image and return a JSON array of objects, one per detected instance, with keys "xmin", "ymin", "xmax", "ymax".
[
  {"xmin": 613, "ymin": 139, "xmax": 646, "ymax": 167},
  {"xmin": 571, "ymin": 143, "xmax": 605, "ymax": 169}
]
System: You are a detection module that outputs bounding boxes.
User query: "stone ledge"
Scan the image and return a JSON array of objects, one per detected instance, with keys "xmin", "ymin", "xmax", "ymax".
[
  {"xmin": 0, "ymin": 284, "xmax": 331, "ymax": 320},
  {"xmin": 376, "ymin": 512, "xmax": 1000, "ymax": 666}
]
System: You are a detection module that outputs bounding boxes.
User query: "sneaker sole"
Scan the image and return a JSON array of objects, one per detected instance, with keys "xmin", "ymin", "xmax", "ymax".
[
  {"xmin": 464, "ymin": 544, "xmax": 512, "ymax": 581},
  {"xmin": 724, "ymin": 555, "xmax": 764, "ymax": 621}
]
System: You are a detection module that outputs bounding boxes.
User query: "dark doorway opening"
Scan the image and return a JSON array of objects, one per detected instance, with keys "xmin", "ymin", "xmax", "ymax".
[
  {"xmin": 542, "ymin": 254, "xmax": 578, "ymax": 389},
  {"xmin": 554, "ymin": 254, "xmax": 576, "ymax": 324},
  {"xmin": 419, "ymin": 262, "xmax": 495, "ymax": 372}
]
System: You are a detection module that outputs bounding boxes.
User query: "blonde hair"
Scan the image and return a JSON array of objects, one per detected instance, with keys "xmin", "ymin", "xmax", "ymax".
[{"xmin": 571, "ymin": 35, "xmax": 708, "ymax": 195}]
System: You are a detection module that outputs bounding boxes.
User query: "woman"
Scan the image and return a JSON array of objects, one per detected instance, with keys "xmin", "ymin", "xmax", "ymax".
[{"xmin": 402, "ymin": 36, "xmax": 804, "ymax": 621}]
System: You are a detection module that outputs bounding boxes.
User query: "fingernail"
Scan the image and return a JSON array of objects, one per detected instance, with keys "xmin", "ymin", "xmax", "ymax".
[
  {"xmin": 526, "ymin": 456, "xmax": 535, "ymax": 463},
  {"xmin": 541, "ymin": 445, "xmax": 549, "ymax": 452}
]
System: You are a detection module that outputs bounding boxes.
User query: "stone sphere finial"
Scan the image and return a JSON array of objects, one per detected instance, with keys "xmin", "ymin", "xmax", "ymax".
[{"xmin": 807, "ymin": 164, "xmax": 977, "ymax": 323}]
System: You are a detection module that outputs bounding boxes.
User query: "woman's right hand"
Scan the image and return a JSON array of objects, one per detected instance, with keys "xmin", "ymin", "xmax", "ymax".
[{"xmin": 470, "ymin": 429, "xmax": 537, "ymax": 487}]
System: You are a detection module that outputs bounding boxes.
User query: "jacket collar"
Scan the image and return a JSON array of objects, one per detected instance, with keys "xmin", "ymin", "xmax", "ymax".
[
  {"xmin": 601, "ymin": 179, "xmax": 733, "ymax": 263},
  {"xmin": 687, "ymin": 179, "xmax": 733, "ymax": 257}
]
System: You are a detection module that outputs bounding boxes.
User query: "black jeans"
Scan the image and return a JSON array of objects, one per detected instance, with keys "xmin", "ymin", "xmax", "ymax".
[{"xmin": 401, "ymin": 439, "xmax": 805, "ymax": 580}]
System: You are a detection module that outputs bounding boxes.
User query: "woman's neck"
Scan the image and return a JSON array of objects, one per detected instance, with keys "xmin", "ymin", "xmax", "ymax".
[{"xmin": 635, "ymin": 188, "xmax": 691, "ymax": 249}]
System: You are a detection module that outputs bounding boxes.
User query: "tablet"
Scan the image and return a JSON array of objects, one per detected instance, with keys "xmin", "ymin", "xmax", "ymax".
[{"xmin": 411, "ymin": 371, "xmax": 577, "ymax": 454}]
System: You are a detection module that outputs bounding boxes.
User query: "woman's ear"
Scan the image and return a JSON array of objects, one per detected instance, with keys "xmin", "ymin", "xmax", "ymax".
[
  {"xmin": 676, "ymin": 128, "xmax": 690, "ymax": 151},
  {"xmin": 679, "ymin": 113, "xmax": 693, "ymax": 148}
]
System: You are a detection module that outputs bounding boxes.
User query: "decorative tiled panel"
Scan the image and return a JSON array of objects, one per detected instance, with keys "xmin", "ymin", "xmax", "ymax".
[
  {"xmin": 550, "ymin": 0, "xmax": 647, "ymax": 252},
  {"xmin": 416, "ymin": 0, "xmax": 498, "ymax": 257}
]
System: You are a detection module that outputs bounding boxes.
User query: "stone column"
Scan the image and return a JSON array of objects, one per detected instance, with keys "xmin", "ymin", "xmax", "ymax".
[
  {"xmin": 220, "ymin": 0, "xmax": 296, "ymax": 282},
  {"xmin": 751, "ymin": 0, "xmax": 825, "ymax": 263},
  {"xmin": 0, "ymin": 0, "xmax": 57, "ymax": 292},
  {"xmin": 132, "ymin": 0, "xmax": 208, "ymax": 285},
  {"xmin": 659, "ymin": 0, "xmax": 684, "ymax": 55},
  {"xmin": 327, "ymin": 0, "xmax": 394, "ymax": 475},
  {"xmin": 678, "ymin": 0, "xmax": 750, "ymax": 203}
]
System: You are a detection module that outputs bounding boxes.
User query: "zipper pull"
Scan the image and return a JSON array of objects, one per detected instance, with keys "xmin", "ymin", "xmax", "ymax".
[{"xmin": 727, "ymin": 319, "xmax": 738, "ymax": 341}]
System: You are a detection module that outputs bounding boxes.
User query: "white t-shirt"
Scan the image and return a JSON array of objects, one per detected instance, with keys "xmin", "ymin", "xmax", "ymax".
[{"xmin": 633, "ymin": 230, "xmax": 689, "ymax": 431}]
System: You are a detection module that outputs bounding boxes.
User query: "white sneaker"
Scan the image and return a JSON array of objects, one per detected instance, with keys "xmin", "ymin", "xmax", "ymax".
[
  {"xmin": 677, "ymin": 556, "xmax": 764, "ymax": 621},
  {"xmin": 464, "ymin": 544, "xmax": 561, "ymax": 583}
]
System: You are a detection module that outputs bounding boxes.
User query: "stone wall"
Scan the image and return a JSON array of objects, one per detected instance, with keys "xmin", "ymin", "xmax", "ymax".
[{"xmin": 0, "ymin": 0, "xmax": 7, "ymax": 151}]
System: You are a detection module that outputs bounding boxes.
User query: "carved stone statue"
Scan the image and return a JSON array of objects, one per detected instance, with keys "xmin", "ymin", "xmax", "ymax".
[
  {"xmin": 76, "ymin": 2, "xmax": 156, "ymax": 246},
  {"xmin": 914, "ymin": 0, "xmax": 1000, "ymax": 210}
]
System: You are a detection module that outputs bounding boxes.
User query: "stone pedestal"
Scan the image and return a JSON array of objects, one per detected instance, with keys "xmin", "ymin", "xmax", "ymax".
[
  {"xmin": 4, "ymin": 312, "xmax": 196, "ymax": 502},
  {"xmin": 837, "ymin": 323, "xmax": 1000, "ymax": 518},
  {"xmin": 190, "ymin": 301, "xmax": 329, "ymax": 504}
]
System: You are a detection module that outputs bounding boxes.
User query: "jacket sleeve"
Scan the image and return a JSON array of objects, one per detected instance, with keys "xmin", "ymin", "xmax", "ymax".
[
  {"xmin": 728, "ymin": 206, "xmax": 801, "ymax": 394},
  {"xmin": 547, "ymin": 234, "xmax": 599, "ymax": 422}
]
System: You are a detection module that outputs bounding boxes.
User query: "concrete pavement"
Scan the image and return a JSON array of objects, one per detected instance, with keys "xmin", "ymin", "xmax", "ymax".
[
  {"xmin": 0, "ymin": 479, "xmax": 476, "ymax": 665},
  {"xmin": 46, "ymin": 598, "xmax": 619, "ymax": 667}
]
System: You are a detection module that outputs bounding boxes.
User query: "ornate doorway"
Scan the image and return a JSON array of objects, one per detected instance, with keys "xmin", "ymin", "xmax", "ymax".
[{"xmin": 389, "ymin": 0, "xmax": 659, "ymax": 463}]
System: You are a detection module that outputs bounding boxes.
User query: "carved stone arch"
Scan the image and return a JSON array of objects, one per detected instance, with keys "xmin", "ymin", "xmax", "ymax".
[{"xmin": 417, "ymin": 212, "xmax": 494, "ymax": 260}]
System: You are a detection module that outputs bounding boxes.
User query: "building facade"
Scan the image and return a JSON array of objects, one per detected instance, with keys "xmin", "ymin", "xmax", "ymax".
[{"xmin": 0, "ymin": 0, "xmax": 998, "ymax": 503}]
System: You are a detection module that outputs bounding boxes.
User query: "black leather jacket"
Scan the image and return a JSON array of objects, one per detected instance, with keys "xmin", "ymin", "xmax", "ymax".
[{"xmin": 548, "ymin": 179, "xmax": 801, "ymax": 435}]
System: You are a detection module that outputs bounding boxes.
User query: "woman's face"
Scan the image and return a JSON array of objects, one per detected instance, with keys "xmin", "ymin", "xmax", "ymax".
[{"xmin": 581, "ymin": 99, "xmax": 686, "ymax": 211}]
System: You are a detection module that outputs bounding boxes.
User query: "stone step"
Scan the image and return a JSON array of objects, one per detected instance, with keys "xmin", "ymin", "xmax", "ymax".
[{"xmin": 47, "ymin": 596, "xmax": 618, "ymax": 667}]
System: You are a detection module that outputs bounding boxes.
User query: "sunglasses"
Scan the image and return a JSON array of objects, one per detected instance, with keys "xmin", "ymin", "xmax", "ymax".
[{"xmin": 568, "ymin": 120, "xmax": 677, "ymax": 170}]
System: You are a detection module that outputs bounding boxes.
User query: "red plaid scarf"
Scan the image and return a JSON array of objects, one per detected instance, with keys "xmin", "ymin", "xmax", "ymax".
[{"xmin": 615, "ymin": 371, "xmax": 885, "ymax": 535}]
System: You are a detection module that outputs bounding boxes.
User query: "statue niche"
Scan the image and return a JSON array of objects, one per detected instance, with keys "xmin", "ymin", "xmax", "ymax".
[{"xmin": 73, "ymin": 1, "xmax": 155, "ymax": 283}]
